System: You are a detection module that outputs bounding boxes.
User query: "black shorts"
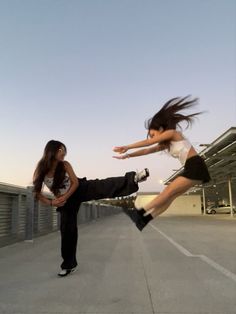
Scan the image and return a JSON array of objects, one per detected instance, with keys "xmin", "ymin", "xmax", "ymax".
[{"xmin": 179, "ymin": 155, "xmax": 211, "ymax": 183}]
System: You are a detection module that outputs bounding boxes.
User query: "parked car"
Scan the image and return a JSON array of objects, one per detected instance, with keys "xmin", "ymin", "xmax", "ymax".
[{"xmin": 206, "ymin": 205, "xmax": 236, "ymax": 214}]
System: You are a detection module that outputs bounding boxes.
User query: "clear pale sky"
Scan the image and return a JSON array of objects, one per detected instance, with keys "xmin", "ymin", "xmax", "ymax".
[{"xmin": 0, "ymin": 0, "xmax": 235, "ymax": 192}]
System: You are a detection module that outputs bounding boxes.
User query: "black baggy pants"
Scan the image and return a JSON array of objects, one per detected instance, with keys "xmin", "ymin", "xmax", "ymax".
[{"xmin": 58, "ymin": 171, "xmax": 138, "ymax": 270}]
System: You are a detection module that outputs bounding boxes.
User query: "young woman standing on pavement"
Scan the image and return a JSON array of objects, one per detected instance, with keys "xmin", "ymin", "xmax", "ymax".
[{"xmin": 33, "ymin": 140, "xmax": 149, "ymax": 276}]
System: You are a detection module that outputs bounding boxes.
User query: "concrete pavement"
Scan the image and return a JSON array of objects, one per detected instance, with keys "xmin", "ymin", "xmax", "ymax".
[{"xmin": 0, "ymin": 213, "xmax": 236, "ymax": 314}]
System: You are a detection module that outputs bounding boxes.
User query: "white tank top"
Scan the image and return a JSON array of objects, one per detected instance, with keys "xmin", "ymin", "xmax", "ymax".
[
  {"xmin": 44, "ymin": 173, "xmax": 71, "ymax": 195},
  {"xmin": 169, "ymin": 139, "xmax": 192, "ymax": 165}
]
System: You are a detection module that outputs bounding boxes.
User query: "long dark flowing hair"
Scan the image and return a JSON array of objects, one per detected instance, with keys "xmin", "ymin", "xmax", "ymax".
[
  {"xmin": 146, "ymin": 96, "xmax": 202, "ymax": 134},
  {"xmin": 33, "ymin": 140, "xmax": 67, "ymax": 196}
]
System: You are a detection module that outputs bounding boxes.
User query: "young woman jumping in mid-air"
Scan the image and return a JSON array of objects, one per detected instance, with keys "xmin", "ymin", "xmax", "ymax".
[{"xmin": 113, "ymin": 96, "xmax": 210, "ymax": 231}]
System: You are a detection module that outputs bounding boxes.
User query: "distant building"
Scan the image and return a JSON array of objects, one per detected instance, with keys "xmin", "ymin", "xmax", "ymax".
[{"xmin": 136, "ymin": 192, "xmax": 201, "ymax": 215}]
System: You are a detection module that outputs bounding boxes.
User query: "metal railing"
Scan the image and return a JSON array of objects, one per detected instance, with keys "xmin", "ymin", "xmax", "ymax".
[{"xmin": 0, "ymin": 183, "xmax": 121, "ymax": 248}]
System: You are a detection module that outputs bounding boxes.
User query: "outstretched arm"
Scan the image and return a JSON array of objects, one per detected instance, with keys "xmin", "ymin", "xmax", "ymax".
[
  {"xmin": 113, "ymin": 130, "xmax": 174, "ymax": 153},
  {"xmin": 113, "ymin": 130, "xmax": 173, "ymax": 154},
  {"xmin": 113, "ymin": 138, "xmax": 156, "ymax": 154},
  {"xmin": 113, "ymin": 144, "xmax": 167, "ymax": 159}
]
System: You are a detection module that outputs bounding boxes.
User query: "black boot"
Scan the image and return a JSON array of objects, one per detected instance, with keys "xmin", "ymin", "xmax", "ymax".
[{"xmin": 122, "ymin": 208, "xmax": 153, "ymax": 231}]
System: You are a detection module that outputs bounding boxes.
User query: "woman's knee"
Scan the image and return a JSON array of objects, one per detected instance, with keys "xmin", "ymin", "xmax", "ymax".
[
  {"xmin": 61, "ymin": 224, "xmax": 77, "ymax": 235},
  {"xmin": 60, "ymin": 217, "xmax": 77, "ymax": 233}
]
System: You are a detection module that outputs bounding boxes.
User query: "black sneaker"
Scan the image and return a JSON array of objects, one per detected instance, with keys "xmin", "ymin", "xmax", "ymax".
[
  {"xmin": 135, "ymin": 168, "xmax": 150, "ymax": 183},
  {"xmin": 122, "ymin": 207, "xmax": 153, "ymax": 231},
  {"xmin": 58, "ymin": 267, "xmax": 77, "ymax": 277}
]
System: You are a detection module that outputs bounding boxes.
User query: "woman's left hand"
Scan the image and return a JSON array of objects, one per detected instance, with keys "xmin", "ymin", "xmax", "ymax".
[
  {"xmin": 54, "ymin": 196, "xmax": 67, "ymax": 207},
  {"xmin": 57, "ymin": 195, "xmax": 67, "ymax": 202},
  {"xmin": 112, "ymin": 154, "xmax": 128, "ymax": 160}
]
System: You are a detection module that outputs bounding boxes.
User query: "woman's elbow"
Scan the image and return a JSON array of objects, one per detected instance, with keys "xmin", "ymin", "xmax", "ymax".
[{"xmin": 73, "ymin": 178, "xmax": 79, "ymax": 188}]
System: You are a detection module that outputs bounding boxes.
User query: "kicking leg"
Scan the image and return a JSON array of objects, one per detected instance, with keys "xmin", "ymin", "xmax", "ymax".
[{"xmin": 80, "ymin": 170, "xmax": 149, "ymax": 202}]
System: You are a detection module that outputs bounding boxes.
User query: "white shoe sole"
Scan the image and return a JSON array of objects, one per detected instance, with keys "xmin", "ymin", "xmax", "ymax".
[{"xmin": 58, "ymin": 267, "xmax": 78, "ymax": 277}]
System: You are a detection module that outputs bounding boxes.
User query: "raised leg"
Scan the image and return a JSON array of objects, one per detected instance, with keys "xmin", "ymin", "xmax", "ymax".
[{"xmin": 79, "ymin": 171, "xmax": 139, "ymax": 202}]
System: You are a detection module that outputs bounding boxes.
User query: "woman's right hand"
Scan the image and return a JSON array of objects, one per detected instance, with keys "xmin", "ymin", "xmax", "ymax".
[
  {"xmin": 113, "ymin": 146, "xmax": 128, "ymax": 154},
  {"xmin": 52, "ymin": 198, "xmax": 66, "ymax": 207},
  {"xmin": 112, "ymin": 154, "xmax": 129, "ymax": 160}
]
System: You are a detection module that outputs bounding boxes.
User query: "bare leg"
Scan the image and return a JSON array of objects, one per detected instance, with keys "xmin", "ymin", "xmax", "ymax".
[
  {"xmin": 143, "ymin": 176, "xmax": 201, "ymax": 217},
  {"xmin": 123, "ymin": 176, "xmax": 201, "ymax": 231},
  {"xmin": 149, "ymin": 191, "xmax": 184, "ymax": 217},
  {"xmin": 146, "ymin": 197, "xmax": 174, "ymax": 218}
]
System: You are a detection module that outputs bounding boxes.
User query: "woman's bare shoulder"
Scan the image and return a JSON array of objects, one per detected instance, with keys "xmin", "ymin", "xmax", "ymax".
[
  {"xmin": 172, "ymin": 130, "xmax": 185, "ymax": 141},
  {"xmin": 63, "ymin": 160, "xmax": 72, "ymax": 169}
]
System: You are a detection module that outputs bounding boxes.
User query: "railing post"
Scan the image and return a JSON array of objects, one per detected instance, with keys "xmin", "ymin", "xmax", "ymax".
[
  {"xmin": 11, "ymin": 194, "xmax": 21, "ymax": 236},
  {"xmin": 34, "ymin": 199, "xmax": 40, "ymax": 235},
  {"xmin": 202, "ymin": 187, "xmax": 206, "ymax": 215},
  {"xmin": 25, "ymin": 186, "xmax": 34, "ymax": 242},
  {"xmin": 57, "ymin": 211, "xmax": 60, "ymax": 230}
]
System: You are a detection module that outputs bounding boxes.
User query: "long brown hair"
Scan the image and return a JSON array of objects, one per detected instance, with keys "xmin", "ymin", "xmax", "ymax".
[
  {"xmin": 33, "ymin": 140, "xmax": 67, "ymax": 196},
  {"xmin": 146, "ymin": 95, "xmax": 203, "ymax": 133}
]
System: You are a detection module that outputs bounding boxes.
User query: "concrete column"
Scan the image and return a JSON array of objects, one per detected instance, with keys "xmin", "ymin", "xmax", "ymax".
[
  {"xmin": 228, "ymin": 177, "xmax": 234, "ymax": 217},
  {"xmin": 202, "ymin": 188, "xmax": 206, "ymax": 215}
]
